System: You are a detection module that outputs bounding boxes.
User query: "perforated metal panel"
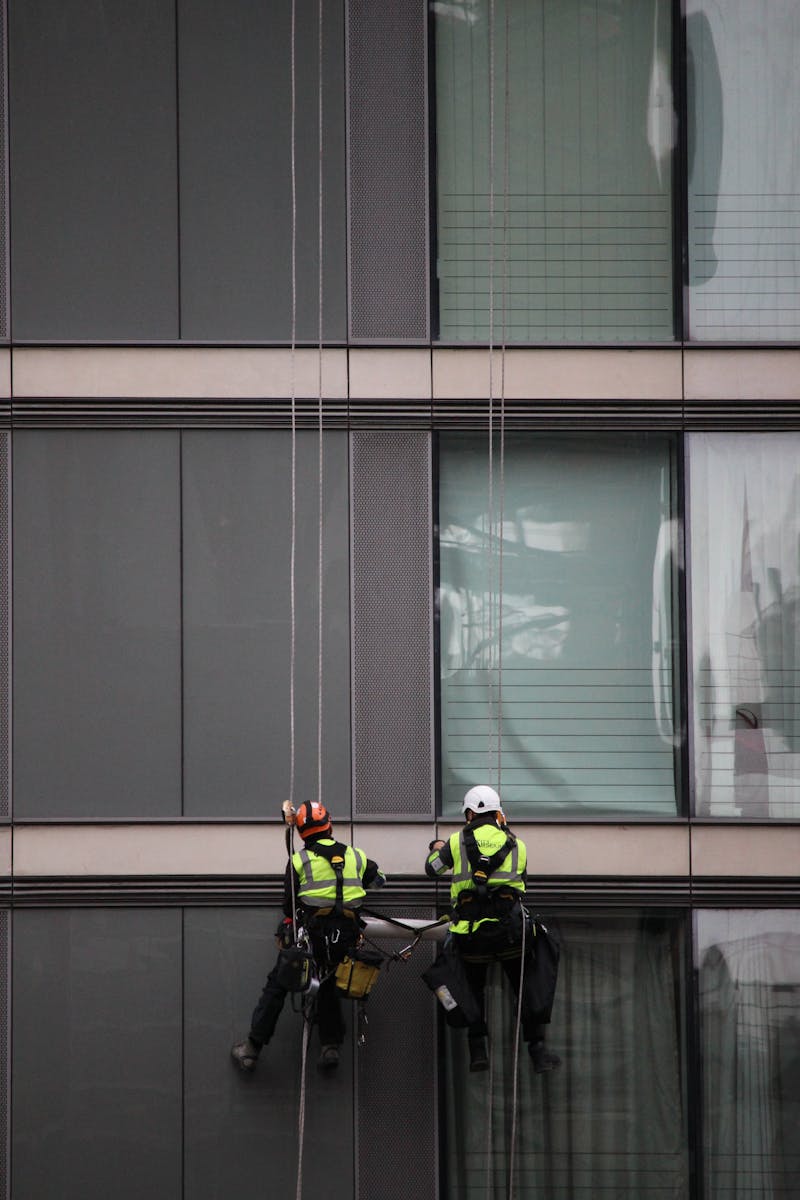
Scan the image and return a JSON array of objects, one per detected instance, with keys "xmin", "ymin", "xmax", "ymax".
[
  {"xmin": 351, "ymin": 432, "xmax": 434, "ymax": 814},
  {"xmin": 0, "ymin": 910, "xmax": 6, "ymax": 1200},
  {"xmin": 356, "ymin": 907, "xmax": 437, "ymax": 1200},
  {"xmin": 0, "ymin": 435, "xmax": 7, "ymax": 819},
  {"xmin": 347, "ymin": 0, "xmax": 429, "ymax": 341}
]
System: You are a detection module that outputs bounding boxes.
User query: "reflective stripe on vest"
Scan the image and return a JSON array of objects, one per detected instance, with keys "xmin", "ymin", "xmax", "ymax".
[{"xmin": 292, "ymin": 842, "xmax": 367, "ymax": 909}]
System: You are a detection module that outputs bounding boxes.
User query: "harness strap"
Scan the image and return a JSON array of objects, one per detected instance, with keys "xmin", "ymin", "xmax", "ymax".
[
  {"xmin": 307, "ymin": 840, "xmax": 349, "ymax": 917},
  {"xmin": 462, "ymin": 826, "xmax": 516, "ymax": 896}
]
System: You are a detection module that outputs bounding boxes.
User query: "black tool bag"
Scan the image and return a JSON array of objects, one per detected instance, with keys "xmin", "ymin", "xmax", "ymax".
[
  {"xmin": 275, "ymin": 945, "xmax": 316, "ymax": 993},
  {"xmin": 422, "ymin": 942, "xmax": 482, "ymax": 1028},
  {"xmin": 523, "ymin": 919, "xmax": 561, "ymax": 1024}
]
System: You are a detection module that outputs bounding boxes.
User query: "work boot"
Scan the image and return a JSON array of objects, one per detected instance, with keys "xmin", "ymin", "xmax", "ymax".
[
  {"xmin": 231, "ymin": 1036, "xmax": 261, "ymax": 1073},
  {"xmin": 468, "ymin": 1035, "xmax": 489, "ymax": 1073},
  {"xmin": 318, "ymin": 1044, "xmax": 340, "ymax": 1070},
  {"xmin": 528, "ymin": 1040, "xmax": 561, "ymax": 1074}
]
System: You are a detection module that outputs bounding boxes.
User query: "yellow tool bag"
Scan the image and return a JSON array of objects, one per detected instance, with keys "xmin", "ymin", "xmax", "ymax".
[{"xmin": 335, "ymin": 948, "xmax": 382, "ymax": 998}]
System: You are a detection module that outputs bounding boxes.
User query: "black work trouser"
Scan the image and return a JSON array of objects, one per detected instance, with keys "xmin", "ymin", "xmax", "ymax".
[
  {"xmin": 459, "ymin": 953, "xmax": 545, "ymax": 1044},
  {"xmin": 248, "ymin": 959, "xmax": 346, "ymax": 1048}
]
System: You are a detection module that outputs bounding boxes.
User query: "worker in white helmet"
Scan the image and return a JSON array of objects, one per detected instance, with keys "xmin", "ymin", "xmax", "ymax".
[{"xmin": 425, "ymin": 784, "xmax": 560, "ymax": 1074}]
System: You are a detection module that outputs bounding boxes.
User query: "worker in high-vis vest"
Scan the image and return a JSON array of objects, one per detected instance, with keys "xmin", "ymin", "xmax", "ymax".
[
  {"xmin": 231, "ymin": 801, "xmax": 385, "ymax": 1073},
  {"xmin": 425, "ymin": 784, "xmax": 560, "ymax": 1074}
]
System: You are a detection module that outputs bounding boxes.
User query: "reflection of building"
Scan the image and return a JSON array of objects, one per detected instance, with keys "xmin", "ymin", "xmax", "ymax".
[{"xmin": 1, "ymin": 4, "xmax": 800, "ymax": 1199}]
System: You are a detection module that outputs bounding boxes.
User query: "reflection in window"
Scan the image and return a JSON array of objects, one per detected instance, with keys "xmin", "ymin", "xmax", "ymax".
[
  {"xmin": 442, "ymin": 913, "xmax": 688, "ymax": 1198},
  {"xmin": 433, "ymin": 0, "xmax": 674, "ymax": 342},
  {"xmin": 438, "ymin": 434, "xmax": 679, "ymax": 816},
  {"xmin": 690, "ymin": 434, "xmax": 800, "ymax": 817},
  {"xmin": 698, "ymin": 910, "xmax": 800, "ymax": 1199},
  {"xmin": 687, "ymin": 1, "xmax": 800, "ymax": 340}
]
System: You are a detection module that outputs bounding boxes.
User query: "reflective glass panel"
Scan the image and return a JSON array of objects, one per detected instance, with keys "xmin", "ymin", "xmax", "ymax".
[
  {"xmin": 442, "ymin": 912, "xmax": 688, "ymax": 1198},
  {"xmin": 433, "ymin": 0, "xmax": 674, "ymax": 342},
  {"xmin": 698, "ymin": 909, "xmax": 800, "ymax": 1198},
  {"xmin": 439, "ymin": 434, "xmax": 680, "ymax": 816},
  {"xmin": 690, "ymin": 434, "xmax": 800, "ymax": 817},
  {"xmin": 687, "ymin": 1, "xmax": 800, "ymax": 339}
]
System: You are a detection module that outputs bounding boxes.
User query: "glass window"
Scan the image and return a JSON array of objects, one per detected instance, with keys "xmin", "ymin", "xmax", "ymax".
[
  {"xmin": 433, "ymin": 0, "xmax": 674, "ymax": 343},
  {"xmin": 687, "ymin": 2, "xmax": 800, "ymax": 339},
  {"xmin": 438, "ymin": 434, "xmax": 680, "ymax": 816},
  {"xmin": 689, "ymin": 434, "xmax": 800, "ymax": 817},
  {"xmin": 697, "ymin": 909, "xmax": 800, "ymax": 1198},
  {"xmin": 442, "ymin": 912, "xmax": 688, "ymax": 1198}
]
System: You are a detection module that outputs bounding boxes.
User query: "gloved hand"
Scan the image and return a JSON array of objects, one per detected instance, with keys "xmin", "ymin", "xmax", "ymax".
[{"xmin": 275, "ymin": 917, "xmax": 294, "ymax": 948}]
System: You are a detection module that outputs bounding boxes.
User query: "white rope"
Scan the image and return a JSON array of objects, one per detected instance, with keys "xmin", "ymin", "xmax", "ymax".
[
  {"xmin": 294, "ymin": 1016, "xmax": 311, "ymax": 1200},
  {"xmin": 288, "ymin": 0, "xmax": 298, "ymax": 814},
  {"xmin": 484, "ymin": 971, "xmax": 494, "ymax": 1200},
  {"xmin": 486, "ymin": 0, "xmax": 497, "ymax": 788},
  {"xmin": 316, "ymin": 0, "xmax": 324, "ymax": 808},
  {"xmin": 507, "ymin": 915, "xmax": 526, "ymax": 1200}
]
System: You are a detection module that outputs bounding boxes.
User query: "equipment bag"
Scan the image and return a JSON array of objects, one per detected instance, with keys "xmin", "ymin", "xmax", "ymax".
[
  {"xmin": 523, "ymin": 919, "xmax": 561, "ymax": 1024},
  {"xmin": 275, "ymin": 946, "xmax": 316, "ymax": 993},
  {"xmin": 422, "ymin": 943, "xmax": 482, "ymax": 1028},
  {"xmin": 335, "ymin": 948, "xmax": 383, "ymax": 998}
]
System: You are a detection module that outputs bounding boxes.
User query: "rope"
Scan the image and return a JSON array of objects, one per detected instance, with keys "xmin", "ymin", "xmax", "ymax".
[
  {"xmin": 507, "ymin": 913, "xmax": 526, "ymax": 1200},
  {"xmin": 288, "ymin": 0, "xmax": 298, "ymax": 815},
  {"xmin": 316, "ymin": 0, "xmax": 324, "ymax": 809},
  {"xmin": 294, "ymin": 1015, "xmax": 311, "ymax": 1200}
]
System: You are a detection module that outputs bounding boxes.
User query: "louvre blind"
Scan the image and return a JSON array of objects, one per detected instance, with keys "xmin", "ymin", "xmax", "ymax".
[
  {"xmin": 434, "ymin": 0, "xmax": 674, "ymax": 343},
  {"xmin": 439, "ymin": 433, "xmax": 679, "ymax": 816},
  {"xmin": 687, "ymin": 1, "xmax": 800, "ymax": 339}
]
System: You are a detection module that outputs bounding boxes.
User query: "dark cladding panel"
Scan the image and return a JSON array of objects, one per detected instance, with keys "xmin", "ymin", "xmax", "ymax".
[
  {"xmin": 357, "ymin": 909, "xmax": 437, "ymax": 1200},
  {"xmin": 13, "ymin": 432, "xmax": 182, "ymax": 818},
  {"xmin": 9, "ymin": 0, "xmax": 178, "ymax": 339},
  {"xmin": 348, "ymin": 0, "xmax": 429, "ymax": 340},
  {"xmin": 351, "ymin": 432, "xmax": 434, "ymax": 815},
  {"xmin": 0, "ymin": 8, "xmax": 7, "ymax": 340},
  {"xmin": 179, "ymin": 0, "xmax": 347, "ymax": 341},
  {"xmin": 0, "ymin": 434, "xmax": 7, "ymax": 818},
  {"xmin": 12, "ymin": 910, "xmax": 182, "ymax": 1200},
  {"xmin": 184, "ymin": 908, "xmax": 355, "ymax": 1200},
  {"xmin": 182, "ymin": 431, "xmax": 351, "ymax": 818}
]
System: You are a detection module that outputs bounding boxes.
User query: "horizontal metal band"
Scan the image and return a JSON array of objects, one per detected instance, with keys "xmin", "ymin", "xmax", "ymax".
[
  {"xmin": 9, "ymin": 396, "xmax": 800, "ymax": 430},
  {"xmin": 6, "ymin": 875, "xmax": 800, "ymax": 908}
]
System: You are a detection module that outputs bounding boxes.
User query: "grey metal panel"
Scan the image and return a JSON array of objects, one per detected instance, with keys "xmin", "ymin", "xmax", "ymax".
[
  {"xmin": 182, "ymin": 431, "xmax": 351, "ymax": 817},
  {"xmin": 0, "ymin": 5, "xmax": 8, "ymax": 340},
  {"xmin": 348, "ymin": 0, "xmax": 429, "ymax": 341},
  {"xmin": 356, "ymin": 907, "xmax": 438, "ymax": 1200},
  {"xmin": 184, "ymin": 907, "xmax": 355, "ymax": 1200},
  {"xmin": 178, "ymin": 0, "xmax": 347, "ymax": 341},
  {"xmin": 0, "ymin": 435, "xmax": 7, "ymax": 818},
  {"xmin": 0, "ymin": 911, "xmax": 7, "ymax": 1200},
  {"xmin": 12, "ymin": 432, "xmax": 182, "ymax": 818},
  {"xmin": 8, "ymin": 0, "xmax": 179, "ymax": 339},
  {"xmin": 12, "ymin": 909, "xmax": 182, "ymax": 1200},
  {"xmin": 351, "ymin": 432, "xmax": 434, "ymax": 815}
]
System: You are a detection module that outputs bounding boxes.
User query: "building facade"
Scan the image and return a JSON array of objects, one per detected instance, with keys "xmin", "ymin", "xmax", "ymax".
[{"xmin": 1, "ymin": 2, "xmax": 799, "ymax": 1197}]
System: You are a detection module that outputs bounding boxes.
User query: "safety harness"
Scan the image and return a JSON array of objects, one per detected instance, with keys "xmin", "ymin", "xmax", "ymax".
[
  {"xmin": 455, "ymin": 826, "xmax": 521, "ymax": 929},
  {"xmin": 305, "ymin": 839, "xmax": 349, "ymax": 917}
]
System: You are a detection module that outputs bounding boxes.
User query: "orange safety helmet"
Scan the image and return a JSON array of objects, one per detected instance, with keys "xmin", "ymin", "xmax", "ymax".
[{"xmin": 294, "ymin": 800, "xmax": 332, "ymax": 840}]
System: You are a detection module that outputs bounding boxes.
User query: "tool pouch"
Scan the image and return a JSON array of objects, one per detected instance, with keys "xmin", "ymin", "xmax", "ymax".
[
  {"xmin": 275, "ymin": 946, "xmax": 316, "ymax": 993},
  {"xmin": 335, "ymin": 948, "xmax": 382, "ymax": 998}
]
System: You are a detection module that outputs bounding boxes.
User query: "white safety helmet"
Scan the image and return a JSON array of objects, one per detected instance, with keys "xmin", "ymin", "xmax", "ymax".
[{"xmin": 462, "ymin": 784, "xmax": 502, "ymax": 815}]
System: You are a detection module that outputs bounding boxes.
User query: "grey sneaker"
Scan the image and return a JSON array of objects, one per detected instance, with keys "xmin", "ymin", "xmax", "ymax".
[
  {"xmin": 529, "ymin": 1040, "xmax": 561, "ymax": 1074},
  {"xmin": 231, "ymin": 1037, "xmax": 261, "ymax": 1072},
  {"xmin": 318, "ymin": 1044, "xmax": 340, "ymax": 1070}
]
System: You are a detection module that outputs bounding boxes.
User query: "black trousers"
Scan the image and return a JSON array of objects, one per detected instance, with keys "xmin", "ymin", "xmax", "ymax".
[
  {"xmin": 249, "ymin": 913, "xmax": 358, "ymax": 1048},
  {"xmin": 460, "ymin": 953, "xmax": 545, "ymax": 1044},
  {"xmin": 248, "ymin": 961, "xmax": 345, "ymax": 1048}
]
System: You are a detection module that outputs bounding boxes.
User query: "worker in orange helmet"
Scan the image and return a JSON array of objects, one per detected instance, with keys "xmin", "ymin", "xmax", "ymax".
[{"xmin": 231, "ymin": 801, "xmax": 385, "ymax": 1072}]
